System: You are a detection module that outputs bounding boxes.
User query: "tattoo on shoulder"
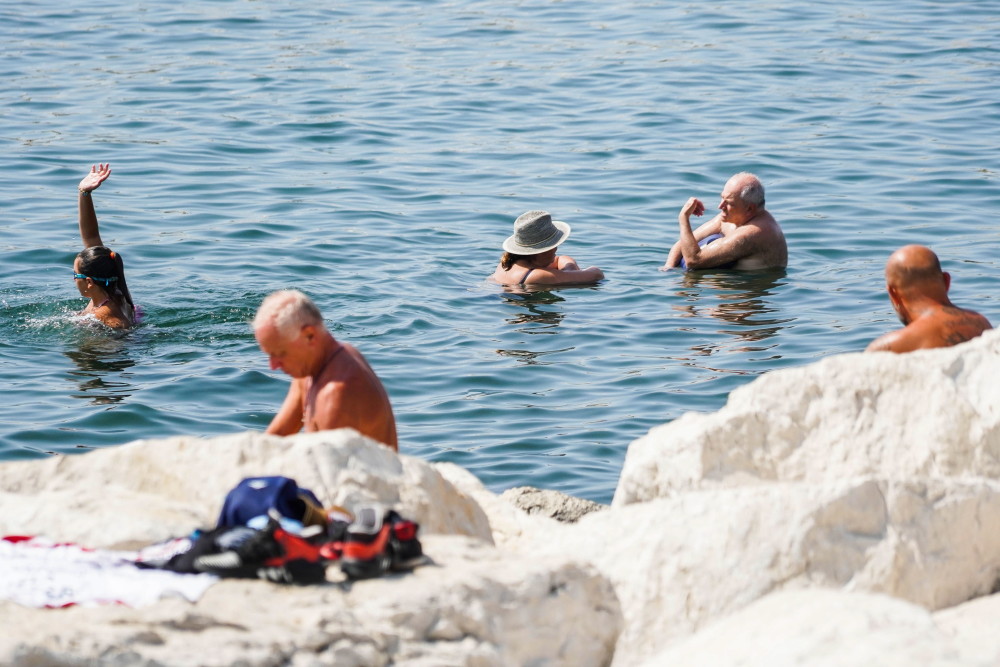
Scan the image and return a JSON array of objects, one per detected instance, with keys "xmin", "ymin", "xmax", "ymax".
[{"xmin": 944, "ymin": 331, "xmax": 971, "ymax": 345}]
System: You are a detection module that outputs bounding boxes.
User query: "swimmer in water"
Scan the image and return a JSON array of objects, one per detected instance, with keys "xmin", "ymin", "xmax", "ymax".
[
  {"xmin": 662, "ymin": 172, "xmax": 787, "ymax": 271},
  {"xmin": 866, "ymin": 245, "xmax": 992, "ymax": 353},
  {"xmin": 491, "ymin": 210, "xmax": 604, "ymax": 286},
  {"xmin": 73, "ymin": 164, "xmax": 136, "ymax": 329}
]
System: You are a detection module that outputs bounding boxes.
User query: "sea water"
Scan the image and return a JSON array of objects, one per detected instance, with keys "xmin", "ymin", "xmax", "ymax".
[{"xmin": 2, "ymin": 0, "xmax": 997, "ymax": 502}]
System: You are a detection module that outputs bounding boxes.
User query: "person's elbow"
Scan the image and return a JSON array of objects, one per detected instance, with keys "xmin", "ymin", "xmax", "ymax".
[{"xmin": 680, "ymin": 253, "xmax": 707, "ymax": 270}]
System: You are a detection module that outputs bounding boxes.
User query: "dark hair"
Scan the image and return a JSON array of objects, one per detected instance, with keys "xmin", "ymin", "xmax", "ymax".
[
  {"xmin": 77, "ymin": 246, "xmax": 134, "ymax": 313},
  {"xmin": 500, "ymin": 251, "xmax": 533, "ymax": 270},
  {"xmin": 500, "ymin": 249, "xmax": 557, "ymax": 270}
]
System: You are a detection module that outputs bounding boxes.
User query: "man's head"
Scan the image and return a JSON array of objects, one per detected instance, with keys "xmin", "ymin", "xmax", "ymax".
[
  {"xmin": 884, "ymin": 245, "xmax": 951, "ymax": 324},
  {"xmin": 719, "ymin": 172, "xmax": 765, "ymax": 225},
  {"xmin": 253, "ymin": 290, "xmax": 328, "ymax": 377}
]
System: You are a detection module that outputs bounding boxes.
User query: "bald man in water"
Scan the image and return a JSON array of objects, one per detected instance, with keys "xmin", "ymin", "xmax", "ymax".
[
  {"xmin": 253, "ymin": 290, "xmax": 398, "ymax": 450},
  {"xmin": 866, "ymin": 245, "xmax": 992, "ymax": 353},
  {"xmin": 663, "ymin": 172, "xmax": 787, "ymax": 271}
]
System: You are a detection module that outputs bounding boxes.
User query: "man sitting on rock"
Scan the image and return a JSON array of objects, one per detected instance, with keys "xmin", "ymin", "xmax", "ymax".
[
  {"xmin": 866, "ymin": 245, "xmax": 992, "ymax": 353},
  {"xmin": 253, "ymin": 290, "xmax": 398, "ymax": 450}
]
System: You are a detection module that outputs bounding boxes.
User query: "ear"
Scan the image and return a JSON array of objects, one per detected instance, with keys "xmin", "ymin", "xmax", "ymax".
[
  {"xmin": 300, "ymin": 324, "xmax": 317, "ymax": 343},
  {"xmin": 886, "ymin": 283, "xmax": 901, "ymax": 308},
  {"xmin": 942, "ymin": 271, "xmax": 951, "ymax": 292}
]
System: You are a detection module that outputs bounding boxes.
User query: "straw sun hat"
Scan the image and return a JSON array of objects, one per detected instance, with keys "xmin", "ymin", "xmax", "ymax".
[{"xmin": 502, "ymin": 210, "xmax": 571, "ymax": 255}]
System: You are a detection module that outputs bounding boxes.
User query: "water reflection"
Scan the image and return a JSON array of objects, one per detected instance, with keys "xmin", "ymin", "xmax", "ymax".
[
  {"xmin": 495, "ymin": 288, "xmax": 572, "ymax": 365},
  {"xmin": 672, "ymin": 270, "xmax": 793, "ymax": 354},
  {"xmin": 498, "ymin": 288, "xmax": 567, "ymax": 333},
  {"xmin": 64, "ymin": 333, "xmax": 137, "ymax": 405}
]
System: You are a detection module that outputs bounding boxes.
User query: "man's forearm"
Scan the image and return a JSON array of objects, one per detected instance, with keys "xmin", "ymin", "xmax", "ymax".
[{"xmin": 678, "ymin": 215, "xmax": 701, "ymax": 264}]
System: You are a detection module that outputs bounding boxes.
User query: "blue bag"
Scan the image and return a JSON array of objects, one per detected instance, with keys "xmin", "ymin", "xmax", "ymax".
[{"xmin": 217, "ymin": 476, "xmax": 325, "ymax": 529}]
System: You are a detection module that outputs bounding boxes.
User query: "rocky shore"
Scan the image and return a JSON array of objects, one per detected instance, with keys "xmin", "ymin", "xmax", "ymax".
[{"xmin": 2, "ymin": 328, "xmax": 999, "ymax": 666}]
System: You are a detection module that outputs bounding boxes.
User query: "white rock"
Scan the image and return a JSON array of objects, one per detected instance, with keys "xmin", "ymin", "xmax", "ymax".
[
  {"xmin": 615, "ymin": 329, "xmax": 1000, "ymax": 506},
  {"xmin": 0, "ymin": 536, "xmax": 620, "ymax": 667},
  {"xmin": 0, "ymin": 432, "xmax": 621, "ymax": 666},
  {"xmin": 934, "ymin": 591, "xmax": 1000, "ymax": 664},
  {"xmin": 435, "ymin": 462, "xmax": 561, "ymax": 549},
  {"xmin": 516, "ymin": 477, "xmax": 1000, "ymax": 665},
  {"xmin": 645, "ymin": 588, "xmax": 980, "ymax": 666},
  {"xmin": 0, "ymin": 429, "xmax": 493, "ymax": 548}
]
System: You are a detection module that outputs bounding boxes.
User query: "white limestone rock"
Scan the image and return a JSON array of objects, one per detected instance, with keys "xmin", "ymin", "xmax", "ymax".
[
  {"xmin": 615, "ymin": 329, "xmax": 1000, "ymax": 506},
  {"xmin": 0, "ymin": 535, "xmax": 621, "ymax": 667},
  {"xmin": 435, "ymin": 461, "xmax": 560, "ymax": 549},
  {"xmin": 933, "ymin": 591, "xmax": 1000, "ymax": 664},
  {"xmin": 644, "ymin": 588, "xmax": 981, "ymax": 666},
  {"xmin": 517, "ymin": 477, "xmax": 1000, "ymax": 665},
  {"xmin": 0, "ymin": 432, "xmax": 622, "ymax": 666},
  {"xmin": 0, "ymin": 429, "xmax": 493, "ymax": 548}
]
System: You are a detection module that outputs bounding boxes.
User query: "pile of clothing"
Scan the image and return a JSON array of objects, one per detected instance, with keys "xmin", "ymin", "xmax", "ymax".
[{"xmin": 136, "ymin": 476, "xmax": 425, "ymax": 584}]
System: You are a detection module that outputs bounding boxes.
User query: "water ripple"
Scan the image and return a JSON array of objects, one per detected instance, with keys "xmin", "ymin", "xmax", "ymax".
[{"xmin": 1, "ymin": 0, "xmax": 997, "ymax": 502}]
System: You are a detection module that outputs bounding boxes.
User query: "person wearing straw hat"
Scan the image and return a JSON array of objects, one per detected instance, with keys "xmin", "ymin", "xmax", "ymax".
[{"xmin": 491, "ymin": 210, "xmax": 604, "ymax": 286}]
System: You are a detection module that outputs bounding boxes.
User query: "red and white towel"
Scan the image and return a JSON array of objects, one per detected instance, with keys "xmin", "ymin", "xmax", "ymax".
[{"xmin": 0, "ymin": 536, "xmax": 217, "ymax": 608}]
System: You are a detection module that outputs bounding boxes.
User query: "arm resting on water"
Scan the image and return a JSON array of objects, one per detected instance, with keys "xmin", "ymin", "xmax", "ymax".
[{"xmin": 526, "ymin": 265, "xmax": 605, "ymax": 285}]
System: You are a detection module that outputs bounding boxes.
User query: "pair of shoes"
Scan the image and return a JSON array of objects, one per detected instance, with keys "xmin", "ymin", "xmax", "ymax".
[
  {"xmin": 194, "ymin": 512, "xmax": 327, "ymax": 584},
  {"xmin": 340, "ymin": 506, "xmax": 424, "ymax": 580}
]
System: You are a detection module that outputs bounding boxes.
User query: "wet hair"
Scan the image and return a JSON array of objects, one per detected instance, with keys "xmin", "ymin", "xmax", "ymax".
[
  {"xmin": 500, "ymin": 251, "xmax": 532, "ymax": 270},
  {"xmin": 733, "ymin": 172, "xmax": 765, "ymax": 208},
  {"xmin": 253, "ymin": 289, "xmax": 324, "ymax": 339},
  {"xmin": 499, "ymin": 249, "xmax": 557, "ymax": 270},
  {"xmin": 76, "ymin": 246, "xmax": 135, "ymax": 313}
]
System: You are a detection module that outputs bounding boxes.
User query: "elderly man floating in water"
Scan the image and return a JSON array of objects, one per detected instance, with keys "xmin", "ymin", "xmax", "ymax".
[
  {"xmin": 866, "ymin": 245, "xmax": 992, "ymax": 353},
  {"xmin": 662, "ymin": 172, "xmax": 787, "ymax": 271},
  {"xmin": 253, "ymin": 290, "xmax": 398, "ymax": 450}
]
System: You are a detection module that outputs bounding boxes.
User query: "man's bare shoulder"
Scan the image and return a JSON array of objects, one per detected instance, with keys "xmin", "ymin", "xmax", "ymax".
[
  {"xmin": 867, "ymin": 309, "xmax": 991, "ymax": 353},
  {"xmin": 312, "ymin": 343, "xmax": 377, "ymax": 389},
  {"xmin": 728, "ymin": 213, "xmax": 787, "ymax": 269},
  {"xmin": 940, "ymin": 307, "xmax": 993, "ymax": 346}
]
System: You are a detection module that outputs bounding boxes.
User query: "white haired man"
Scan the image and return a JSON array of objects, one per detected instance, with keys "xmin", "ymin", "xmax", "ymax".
[
  {"xmin": 253, "ymin": 290, "xmax": 398, "ymax": 450},
  {"xmin": 662, "ymin": 172, "xmax": 787, "ymax": 271}
]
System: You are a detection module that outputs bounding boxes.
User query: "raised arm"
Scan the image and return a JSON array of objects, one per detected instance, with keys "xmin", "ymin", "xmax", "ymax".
[
  {"xmin": 662, "ymin": 202, "xmax": 722, "ymax": 270},
  {"xmin": 78, "ymin": 164, "xmax": 112, "ymax": 248},
  {"xmin": 674, "ymin": 197, "xmax": 721, "ymax": 268}
]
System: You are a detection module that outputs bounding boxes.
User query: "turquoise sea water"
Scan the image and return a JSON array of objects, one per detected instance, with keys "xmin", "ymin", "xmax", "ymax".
[{"xmin": 2, "ymin": 0, "xmax": 998, "ymax": 503}]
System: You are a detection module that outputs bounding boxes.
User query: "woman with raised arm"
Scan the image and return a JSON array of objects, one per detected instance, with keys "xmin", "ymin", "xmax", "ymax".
[
  {"xmin": 73, "ymin": 164, "xmax": 137, "ymax": 329},
  {"xmin": 491, "ymin": 210, "xmax": 604, "ymax": 287}
]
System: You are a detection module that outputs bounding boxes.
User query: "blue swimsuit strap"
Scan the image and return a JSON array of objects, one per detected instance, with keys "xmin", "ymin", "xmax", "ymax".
[{"xmin": 518, "ymin": 268, "xmax": 535, "ymax": 285}]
